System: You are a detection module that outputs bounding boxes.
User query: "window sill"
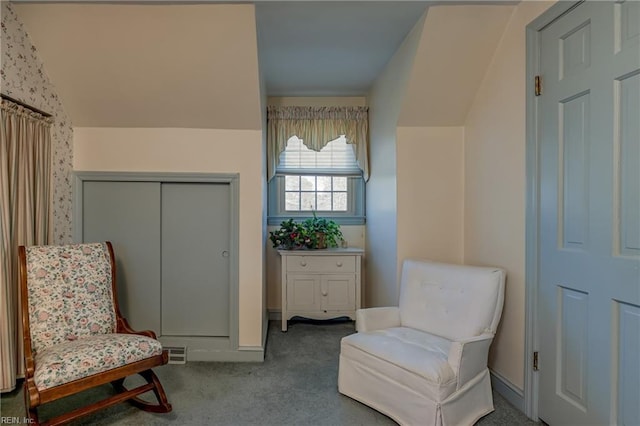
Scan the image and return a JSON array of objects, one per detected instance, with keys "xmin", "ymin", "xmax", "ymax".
[{"xmin": 267, "ymin": 215, "xmax": 365, "ymax": 226}]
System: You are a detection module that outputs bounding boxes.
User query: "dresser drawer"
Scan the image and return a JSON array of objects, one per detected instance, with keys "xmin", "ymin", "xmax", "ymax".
[{"xmin": 286, "ymin": 255, "xmax": 356, "ymax": 273}]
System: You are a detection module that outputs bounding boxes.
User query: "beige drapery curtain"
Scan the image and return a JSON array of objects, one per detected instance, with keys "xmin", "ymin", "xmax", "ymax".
[
  {"xmin": 0, "ymin": 98, "xmax": 52, "ymax": 392},
  {"xmin": 267, "ymin": 106, "xmax": 369, "ymax": 181}
]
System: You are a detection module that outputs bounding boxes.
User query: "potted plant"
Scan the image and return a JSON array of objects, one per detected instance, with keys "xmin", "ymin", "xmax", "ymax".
[
  {"xmin": 302, "ymin": 212, "xmax": 344, "ymax": 249},
  {"xmin": 269, "ymin": 218, "xmax": 312, "ymax": 250},
  {"xmin": 269, "ymin": 213, "xmax": 344, "ymax": 250}
]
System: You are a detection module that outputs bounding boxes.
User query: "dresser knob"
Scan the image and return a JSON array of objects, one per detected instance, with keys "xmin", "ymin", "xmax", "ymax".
[
  {"xmin": 336, "ymin": 261, "xmax": 343, "ymax": 267},
  {"xmin": 321, "ymin": 291, "xmax": 328, "ymax": 296},
  {"xmin": 300, "ymin": 261, "xmax": 307, "ymax": 267}
]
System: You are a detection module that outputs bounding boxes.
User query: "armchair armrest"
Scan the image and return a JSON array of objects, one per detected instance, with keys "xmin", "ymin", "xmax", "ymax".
[
  {"xmin": 356, "ymin": 307, "xmax": 401, "ymax": 332},
  {"xmin": 448, "ymin": 334, "xmax": 494, "ymax": 389}
]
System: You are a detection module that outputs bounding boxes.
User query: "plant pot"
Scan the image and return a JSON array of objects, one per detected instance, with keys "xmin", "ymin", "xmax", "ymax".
[
  {"xmin": 316, "ymin": 232, "xmax": 327, "ymax": 249},
  {"xmin": 280, "ymin": 244, "xmax": 306, "ymax": 250}
]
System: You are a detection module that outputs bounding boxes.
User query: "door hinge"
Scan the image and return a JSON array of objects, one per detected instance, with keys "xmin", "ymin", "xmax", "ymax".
[
  {"xmin": 533, "ymin": 351, "xmax": 539, "ymax": 371},
  {"xmin": 535, "ymin": 75, "xmax": 542, "ymax": 96}
]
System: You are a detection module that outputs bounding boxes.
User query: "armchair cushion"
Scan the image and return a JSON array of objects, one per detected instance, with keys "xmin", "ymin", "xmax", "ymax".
[
  {"xmin": 341, "ymin": 327, "xmax": 456, "ymax": 401},
  {"xmin": 34, "ymin": 334, "xmax": 163, "ymax": 390},
  {"xmin": 399, "ymin": 260, "xmax": 504, "ymax": 340}
]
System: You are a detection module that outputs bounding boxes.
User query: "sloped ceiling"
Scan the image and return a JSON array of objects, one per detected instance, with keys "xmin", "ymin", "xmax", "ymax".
[
  {"xmin": 255, "ymin": 1, "xmax": 430, "ymax": 96},
  {"xmin": 13, "ymin": 3, "xmax": 263, "ymax": 129},
  {"xmin": 399, "ymin": 5, "xmax": 515, "ymax": 126},
  {"xmin": 13, "ymin": 2, "xmax": 516, "ymax": 129}
]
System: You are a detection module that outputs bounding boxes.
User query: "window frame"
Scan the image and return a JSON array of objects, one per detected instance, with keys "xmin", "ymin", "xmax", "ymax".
[{"xmin": 267, "ymin": 171, "xmax": 365, "ymax": 226}]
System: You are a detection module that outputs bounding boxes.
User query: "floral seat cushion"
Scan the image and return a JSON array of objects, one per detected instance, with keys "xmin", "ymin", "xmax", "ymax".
[{"xmin": 34, "ymin": 334, "xmax": 163, "ymax": 390}]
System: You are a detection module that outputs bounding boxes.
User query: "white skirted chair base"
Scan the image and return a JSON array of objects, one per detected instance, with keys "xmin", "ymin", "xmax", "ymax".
[
  {"xmin": 338, "ymin": 259, "xmax": 506, "ymax": 426},
  {"xmin": 339, "ymin": 349, "xmax": 494, "ymax": 426}
]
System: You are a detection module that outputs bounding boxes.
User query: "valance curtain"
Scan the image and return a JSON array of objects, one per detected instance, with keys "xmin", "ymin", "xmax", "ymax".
[
  {"xmin": 0, "ymin": 98, "xmax": 52, "ymax": 392},
  {"xmin": 267, "ymin": 106, "xmax": 369, "ymax": 181}
]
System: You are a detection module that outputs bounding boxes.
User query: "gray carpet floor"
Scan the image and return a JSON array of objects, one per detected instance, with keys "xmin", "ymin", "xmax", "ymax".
[{"xmin": 1, "ymin": 320, "xmax": 536, "ymax": 425}]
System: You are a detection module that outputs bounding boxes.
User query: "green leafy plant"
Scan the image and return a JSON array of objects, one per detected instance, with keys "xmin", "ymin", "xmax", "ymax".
[
  {"xmin": 302, "ymin": 212, "xmax": 344, "ymax": 249},
  {"xmin": 269, "ymin": 218, "xmax": 311, "ymax": 249},
  {"xmin": 269, "ymin": 213, "xmax": 344, "ymax": 250}
]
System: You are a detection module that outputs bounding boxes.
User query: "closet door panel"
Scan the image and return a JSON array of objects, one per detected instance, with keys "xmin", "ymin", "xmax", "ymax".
[
  {"xmin": 161, "ymin": 183, "xmax": 230, "ymax": 337},
  {"xmin": 82, "ymin": 181, "xmax": 161, "ymax": 333}
]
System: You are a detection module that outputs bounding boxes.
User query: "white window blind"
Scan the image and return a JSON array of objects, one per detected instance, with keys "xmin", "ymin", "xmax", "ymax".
[{"xmin": 277, "ymin": 136, "xmax": 361, "ymax": 174}]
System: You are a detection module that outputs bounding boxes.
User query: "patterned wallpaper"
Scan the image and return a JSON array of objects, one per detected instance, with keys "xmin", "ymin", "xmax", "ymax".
[{"xmin": 1, "ymin": 2, "xmax": 73, "ymax": 244}]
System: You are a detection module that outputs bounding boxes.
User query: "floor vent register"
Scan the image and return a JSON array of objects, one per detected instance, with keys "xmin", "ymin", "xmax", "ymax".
[{"xmin": 165, "ymin": 346, "xmax": 187, "ymax": 364}]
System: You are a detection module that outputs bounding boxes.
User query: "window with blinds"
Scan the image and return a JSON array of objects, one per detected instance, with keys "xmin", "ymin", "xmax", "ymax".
[
  {"xmin": 268, "ymin": 136, "xmax": 365, "ymax": 224},
  {"xmin": 277, "ymin": 136, "xmax": 360, "ymax": 174}
]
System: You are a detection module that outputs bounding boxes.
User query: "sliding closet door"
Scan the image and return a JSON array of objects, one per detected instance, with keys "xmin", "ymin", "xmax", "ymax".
[
  {"xmin": 161, "ymin": 183, "xmax": 230, "ymax": 337},
  {"xmin": 81, "ymin": 181, "xmax": 161, "ymax": 332}
]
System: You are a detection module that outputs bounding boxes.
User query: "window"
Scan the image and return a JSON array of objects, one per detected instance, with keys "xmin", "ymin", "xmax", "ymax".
[
  {"xmin": 284, "ymin": 175, "xmax": 348, "ymax": 212},
  {"xmin": 268, "ymin": 136, "xmax": 365, "ymax": 225}
]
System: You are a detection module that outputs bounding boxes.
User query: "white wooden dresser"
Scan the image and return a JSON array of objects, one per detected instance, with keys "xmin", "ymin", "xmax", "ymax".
[{"xmin": 278, "ymin": 248, "xmax": 364, "ymax": 331}]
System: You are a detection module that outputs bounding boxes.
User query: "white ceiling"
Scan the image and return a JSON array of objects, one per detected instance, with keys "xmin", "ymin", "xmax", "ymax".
[{"xmin": 255, "ymin": 2, "xmax": 431, "ymax": 96}]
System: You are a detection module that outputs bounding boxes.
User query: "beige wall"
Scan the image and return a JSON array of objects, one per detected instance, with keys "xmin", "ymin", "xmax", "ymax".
[
  {"xmin": 14, "ymin": 3, "xmax": 263, "ymax": 130},
  {"xmin": 398, "ymin": 5, "xmax": 513, "ymax": 127},
  {"xmin": 259, "ymin": 52, "xmax": 269, "ymax": 338},
  {"xmin": 365, "ymin": 13, "xmax": 427, "ymax": 307},
  {"xmin": 397, "ymin": 126, "xmax": 464, "ymax": 268},
  {"xmin": 463, "ymin": 1, "xmax": 554, "ymax": 389},
  {"xmin": 73, "ymin": 127, "xmax": 265, "ymax": 348}
]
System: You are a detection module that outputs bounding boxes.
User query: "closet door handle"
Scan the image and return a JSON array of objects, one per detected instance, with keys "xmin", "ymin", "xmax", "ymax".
[{"xmin": 222, "ymin": 250, "xmax": 229, "ymax": 258}]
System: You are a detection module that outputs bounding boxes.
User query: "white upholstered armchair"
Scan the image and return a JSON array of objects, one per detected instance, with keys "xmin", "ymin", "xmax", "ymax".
[{"xmin": 338, "ymin": 259, "xmax": 506, "ymax": 426}]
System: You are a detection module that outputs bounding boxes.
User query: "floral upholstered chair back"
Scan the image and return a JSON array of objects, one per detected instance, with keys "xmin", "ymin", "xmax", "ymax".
[{"xmin": 24, "ymin": 243, "xmax": 117, "ymax": 355}]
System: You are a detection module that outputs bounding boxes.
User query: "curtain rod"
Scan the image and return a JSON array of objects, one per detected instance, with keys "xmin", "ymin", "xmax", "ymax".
[{"xmin": 1, "ymin": 93, "xmax": 52, "ymax": 118}]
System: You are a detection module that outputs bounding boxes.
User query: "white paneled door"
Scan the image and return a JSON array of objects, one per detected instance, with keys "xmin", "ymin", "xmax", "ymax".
[{"xmin": 537, "ymin": 1, "xmax": 639, "ymax": 425}]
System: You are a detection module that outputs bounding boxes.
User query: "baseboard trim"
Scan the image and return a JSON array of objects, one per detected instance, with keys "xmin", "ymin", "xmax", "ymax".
[
  {"xmin": 262, "ymin": 310, "xmax": 270, "ymax": 352},
  {"xmin": 490, "ymin": 370, "xmax": 525, "ymax": 413},
  {"xmin": 188, "ymin": 347, "xmax": 264, "ymax": 362},
  {"xmin": 268, "ymin": 309, "xmax": 282, "ymax": 321}
]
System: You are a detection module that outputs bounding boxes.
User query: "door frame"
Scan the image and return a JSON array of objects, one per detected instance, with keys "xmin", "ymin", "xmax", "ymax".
[
  {"xmin": 72, "ymin": 171, "xmax": 240, "ymax": 353},
  {"xmin": 524, "ymin": 1, "xmax": 584, "ymax": 420}
]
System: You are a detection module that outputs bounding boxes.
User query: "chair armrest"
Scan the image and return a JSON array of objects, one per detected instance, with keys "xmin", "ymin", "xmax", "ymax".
[
  {"xmin": 448, "ymin": 334, "xmax": 494, "ymax": 389},
  {"xmin": 22, "ymin": 333, "xmax": 36, "ymax": 378},
  {"xmin": 356, "ymin": 307, "xmax": 401, "ymax": 332},
  {"xmin": 24, "ymin": 352, "xmax": 35, "ymax": 376},
  {"xmin": 116, "ymin": 317, "xmax": 158, "ymax": 339},
  {"xmin": 22, "ymin": 333, "xmax": 40, "ymax": 406}
]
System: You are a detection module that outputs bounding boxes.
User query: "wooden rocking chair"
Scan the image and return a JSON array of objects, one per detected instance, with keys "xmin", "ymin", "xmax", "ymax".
[{"xmin": 18, "ymin": 241, "xmax": 172, "ymax": 425}]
